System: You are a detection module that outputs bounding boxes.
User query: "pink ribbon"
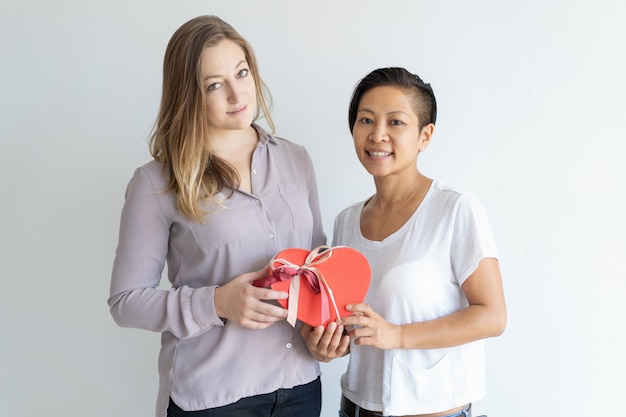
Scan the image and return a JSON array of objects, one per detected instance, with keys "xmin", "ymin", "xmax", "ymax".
[{"xmin": 256, "ymin": 245, "xmax": 340, "ymax": 327}]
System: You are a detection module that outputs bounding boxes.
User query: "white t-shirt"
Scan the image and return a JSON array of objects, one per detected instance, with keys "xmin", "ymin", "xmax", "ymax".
[{"xmin": 333, "ymin": 180, "xmax": 498, "ymax": 416}]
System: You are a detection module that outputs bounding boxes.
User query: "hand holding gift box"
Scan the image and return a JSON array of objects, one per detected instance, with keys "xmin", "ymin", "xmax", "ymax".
[{"xmin": 253, "ymin": 245, "xmax": 371, "ymax": 327}]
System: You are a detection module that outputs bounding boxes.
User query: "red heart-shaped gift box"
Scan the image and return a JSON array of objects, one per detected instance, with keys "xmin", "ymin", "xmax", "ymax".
[{"xmin": 254, "ymin": 246, "xmax": 371, "ymax": 327}]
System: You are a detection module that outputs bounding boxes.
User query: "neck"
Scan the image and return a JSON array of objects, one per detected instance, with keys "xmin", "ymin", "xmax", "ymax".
[
  {"xmin": 209, "ymin": 125, "xmax": 258, "ymax": 159},
  {"xmin": 372, "ymin": 172, "xmax": 431, "ymax": 208}
]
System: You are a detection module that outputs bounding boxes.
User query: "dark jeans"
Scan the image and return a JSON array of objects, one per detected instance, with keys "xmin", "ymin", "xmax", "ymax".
[{"xmin": 167, "ymin": 377, "xmax": 321, "ymax": 417}]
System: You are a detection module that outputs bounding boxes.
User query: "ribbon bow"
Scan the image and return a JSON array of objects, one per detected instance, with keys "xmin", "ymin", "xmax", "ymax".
[{"xmin": 257, "ymin": 245, "xmax": 341, "ymax": 327}]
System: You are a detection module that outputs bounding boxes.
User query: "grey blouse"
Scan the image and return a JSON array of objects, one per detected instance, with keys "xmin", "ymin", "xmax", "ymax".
[{"xmin": 109, "ymin": 125, "xmax": 326, "ymax": 416}]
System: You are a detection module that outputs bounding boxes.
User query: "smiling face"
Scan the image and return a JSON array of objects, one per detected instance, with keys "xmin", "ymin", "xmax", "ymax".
[
  {"xmin": 200, "ymin": 39, "xmax": 257, "ymax": 136},
  {"xmin": 352, "ymin": 85, "xmax": 433, "ymax": 179}
]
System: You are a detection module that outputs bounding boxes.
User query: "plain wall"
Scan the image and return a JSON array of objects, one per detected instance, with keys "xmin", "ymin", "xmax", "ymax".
[{"xmin": 1, "ymin": 1, "xmax": 625, "ymax": 416}]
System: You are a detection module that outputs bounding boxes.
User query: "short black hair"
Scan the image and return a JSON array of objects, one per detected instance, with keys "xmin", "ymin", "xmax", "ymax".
[{"xmin": 348, "ymin": 67, "xmax": 437, "ymax": 133}]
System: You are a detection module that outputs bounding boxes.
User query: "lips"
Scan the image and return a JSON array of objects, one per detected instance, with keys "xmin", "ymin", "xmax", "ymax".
[{"xmin": 228, "ymin": 105, "xmax": 247, "ymax": 115}]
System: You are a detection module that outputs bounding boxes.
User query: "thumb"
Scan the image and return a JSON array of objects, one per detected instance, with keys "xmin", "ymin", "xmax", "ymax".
[{"xmin": 243, "ymin": 266, "xmax": 270, "ymax": 283}]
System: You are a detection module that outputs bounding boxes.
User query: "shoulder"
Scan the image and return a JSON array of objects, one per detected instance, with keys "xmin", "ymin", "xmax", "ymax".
[
  {"xmin": 338, "ymin": 200, "xmax": 365, "ymax": 216},
  {"xmin": 430, "ymin": 180, "xmax": 463, "ymax": 202},
  {"xmin": 255, "ymin": 124, "xmax": 311, "ymax": 160},
  {"xmin": 126, "ymin": 160, "xmax": 169, "ymax": 195},
  {"xmin": 332, "ymin": 200, "xmax": 365, "ymax": 245},
  {"xmin": 265, "ymin": 132, "xmax": 317, "ymax": 176},
  {"xmin": 429, "ymin": 180, "xmax": 483, "ymax": 212},
  {"xmin": 272, "ymin": 135, "xmax": 310, "ymax": 159},
  {"xmin": 428, "ymin": 181, "xmax": 493, "ymax": 242},
  {"xmin": 335, "ymin": 200, "xmax": 365, "ymax": 225},
  {"xmin": 419, "ymin": 181, "xmax": 492, "ymax": 233},
  {"xmin": 137, "ymin": 159, "xmax": 166, "ymax": 177}
]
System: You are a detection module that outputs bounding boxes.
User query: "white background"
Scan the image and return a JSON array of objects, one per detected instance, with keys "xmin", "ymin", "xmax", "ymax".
[{"xmin": 1, "ymin": 1, "xmax": 625, "ymax": 416}]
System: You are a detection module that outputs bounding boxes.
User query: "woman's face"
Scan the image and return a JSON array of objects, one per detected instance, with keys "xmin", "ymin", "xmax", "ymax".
[
  {"xmin": 352, "ymin": 85, "xmax": 430, "ymax": 178},
  {"xmin": 200, "ymin": 39, "xmax": 257, "ymax": 135}
]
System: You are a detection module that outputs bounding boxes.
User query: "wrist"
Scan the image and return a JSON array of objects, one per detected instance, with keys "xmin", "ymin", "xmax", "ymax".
[
  {"xmin": 212, "ymin": 286, "xmax": 227, "ymax": 324},
  {"xmin": 396, "ymin": 324, "xmax": 406, "ymax": 349}
]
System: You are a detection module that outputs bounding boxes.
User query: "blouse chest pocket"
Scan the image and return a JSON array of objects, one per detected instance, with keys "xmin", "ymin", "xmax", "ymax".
[
  {"xmin": 180, "ymin": 205, "xmax": 248, "ymax": 254},
  {"xmin": 277, "ymin": 182, "xmax": 313, "ymax": 231}
]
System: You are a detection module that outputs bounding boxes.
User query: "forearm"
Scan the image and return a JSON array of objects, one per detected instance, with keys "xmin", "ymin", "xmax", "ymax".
[
  {"xmin": 399, "ymin": 304, "xmax": 506, "ymax": 350},
  {"xmin": 108, "ymin": 285, "xmax": 224, "ymax": 339}
]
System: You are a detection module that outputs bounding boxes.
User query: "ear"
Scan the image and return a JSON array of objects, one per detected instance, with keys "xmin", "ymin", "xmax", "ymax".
[{"xmin": 417, "ymin": 123, "xmax": 435, "ymax": 152}]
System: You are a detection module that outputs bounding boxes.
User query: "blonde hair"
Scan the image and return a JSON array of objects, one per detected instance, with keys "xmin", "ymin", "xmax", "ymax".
[{"xmin": 149, "ymin": 15, "xmax": 274, "ymax": 222}]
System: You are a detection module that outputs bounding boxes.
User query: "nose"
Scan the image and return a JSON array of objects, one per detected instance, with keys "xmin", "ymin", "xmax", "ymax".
[
  {"xmin": 226, "ymin": 82, "xmax": 242, "ymax": 104},
  {"xmin": 369, "ymin": 123, "xmax": 388, "ymax": 143}
]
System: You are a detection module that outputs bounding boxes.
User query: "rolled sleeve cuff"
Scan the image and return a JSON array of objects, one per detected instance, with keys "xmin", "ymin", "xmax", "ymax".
[{"xmin": 190, "ymin": 286, "xmax": 226, "ymax": 328}]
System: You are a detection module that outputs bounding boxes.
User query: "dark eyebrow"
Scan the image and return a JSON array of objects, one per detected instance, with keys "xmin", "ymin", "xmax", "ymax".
[{"xmin": 357, "ymin": 107, "xmax": 410, "ymax": 117}]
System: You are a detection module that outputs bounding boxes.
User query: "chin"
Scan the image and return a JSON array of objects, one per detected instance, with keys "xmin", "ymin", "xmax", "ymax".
[
  {"xmin": 364, "ymin": 167, "xmax": 385, "ymax": 177},
  {"xmin": 236, "ymin": 114, "xmax": 255, "ymax": 128},
  {"xmin": 227, "ymin": 118, "xmax": 254, "ymax": 131}
]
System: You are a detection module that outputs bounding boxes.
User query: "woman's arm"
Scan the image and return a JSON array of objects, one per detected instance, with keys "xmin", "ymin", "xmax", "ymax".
[
  {"xmin": 342, "ymin": 257, "xmax": 507, "ymax": 349},
  {"xmin": 108, "ymin": 167, "xmax": 225, "ymax": 339},
  {"xmin": 108, "ymin": 167, "xmax": 290, "ymax": 338}
]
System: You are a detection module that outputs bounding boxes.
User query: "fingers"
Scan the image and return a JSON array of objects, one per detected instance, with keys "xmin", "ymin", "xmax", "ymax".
[
  {"xmin": 249, "ymin": 295, "xmax": 288, "ymax": 319},
  {"xmin": 300, "ymin": 323, "xmax": 314, "ymax": 338},
  {"xmin": 241, "ymin": 268, "xmax": 289, "ymax": 301},
  {"xmin": 345, "ymin": 303, "xmax": 372, "ymax": 315},
  {"xmin": 238, "ymin": 270, "xmax": 289, "ymax": 303},
  {"xmin": 248, "ymin": 266, "xmax": 270, "ymax": 280},
  {"xmin": 319, "ymin": 321, "xmax": 345, "ymax": 351},
  {"xmin": 215, "ymin": 270, "xmax": 289, "ymax": 329},
  {"xmin": 341, "ymin": 304, "xmax": 390, "ymax": 348},
  {"xmin": 239, "ymin": 266, "xmax": 270, "ymax": 286},
  {"xmin": 344, "ymin": 315, "xmax": 400, "ymax": 350},
  {"xmin": 231, "ymin": 301, "xmax": 287, "ymax": 330},
  {"xmin": 341, "ymin": 304, "xmax": 372, "ymax": 328},
  {"xmin": 238, "ymin": 285, "xmax": 288, "ymax": 323},
  {"xmin": 258, "ymin": 286, "xmax": 289, "ymax": 302},
  {"xmin": 239, "ymin": 310, "xmax": 285, "ymax": 329},
  {"xmin": 330, "ymin": 324, "xmax": 351, "ymax": 357},
  {"xmin": 301, "ymin": 321, "xmax": 350, "ymax": 362}
]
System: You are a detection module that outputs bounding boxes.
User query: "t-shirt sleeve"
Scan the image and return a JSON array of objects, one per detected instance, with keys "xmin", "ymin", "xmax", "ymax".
[{"xmin": 450, "ymin": 193, "xmax": 498, "ymax": 286}]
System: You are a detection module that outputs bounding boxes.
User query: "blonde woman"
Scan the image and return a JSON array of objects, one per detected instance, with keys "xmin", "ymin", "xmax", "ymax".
[{"xmin": 109, "ymin": 16, "xmax": 325, "ymax": 417}]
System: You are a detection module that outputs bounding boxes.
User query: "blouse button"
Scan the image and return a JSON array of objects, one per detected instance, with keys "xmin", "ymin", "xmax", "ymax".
[
  {"xmin": 252, "ymin": 169, "xmax": 258, "ymax": 175},
  {"xmin": 268, "ymin": 233, "xmax": 274, "ymax": 239},
  {"xmin": 254, "ymin": 199, "xmax": 261, "ymax": 206},
  {"xmin": 286, "ymin": 343, "xmax": 292, "ymax": 349}
]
